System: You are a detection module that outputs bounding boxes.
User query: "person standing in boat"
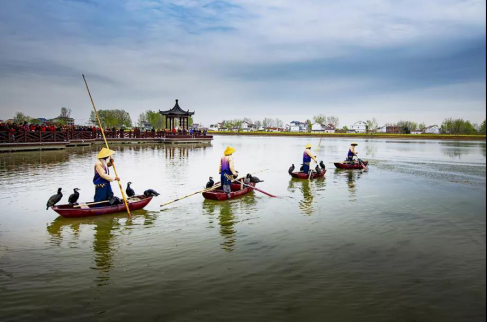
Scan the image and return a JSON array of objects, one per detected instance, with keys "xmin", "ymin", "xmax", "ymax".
[
  {"xmin": 93, "ymin": 147, "xmax": 120, "ymax": 202},
  {"xmin": 302, "ymin": 143, "xmax": 318, "ymax": 174},
  {"xmin": 346, "ymin": 142, "xmax": 359, "ymax": 163},
  {"xmin": 219, "ymin": 146, "xmax": 238, "ymax": 199}
]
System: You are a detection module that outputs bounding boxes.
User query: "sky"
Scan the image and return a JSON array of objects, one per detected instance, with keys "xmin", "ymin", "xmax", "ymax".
[{"xmin": 0, "ymin": 0, "xmax": 485, "ymax": 127}]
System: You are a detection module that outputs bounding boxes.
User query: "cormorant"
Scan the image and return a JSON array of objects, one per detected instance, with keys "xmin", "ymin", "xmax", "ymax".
[
  {"xmin": 68, "ymin": 188, "xmax": 80, "ymax": 205},
  {"xmin": 320, "ymin": 161, "xmax": 326, "ymax": 170},
  {"xmin": 144, "ymin": 189, "xmax": 160, "ymax": 197},
  {"xmin": 288, "ymin": 164, "xmax": 295, "ymax": 174},
  {"xmin": 206, "ymin": 177, "xmax": 215, "ymax": 189},
  {"xmin": 46, "ymin": 188, "xmax": 63, "ymax": 210},
  {"xmin": 126, "ymin": 182, "xmax": 135, "ymax": 197},
  {"xmin": 249, "ymin": 175, "xmax": 264, "ymax": 183}
]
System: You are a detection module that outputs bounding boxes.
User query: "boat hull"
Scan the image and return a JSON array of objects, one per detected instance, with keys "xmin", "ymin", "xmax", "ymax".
[
  {"xmin": 334, "ymin": 161, "xmax": 369, "ymax": 169},
  {"xmin": 52, "ymin": 195, "xmax": 153, "ymax": 218},
  {"xmin": 289, "ymin": 169, "xmax": 327, "ymax": 179},
  {"xmin": 203, "ymin": 182, "xmax": 255, "ymax": 201}
]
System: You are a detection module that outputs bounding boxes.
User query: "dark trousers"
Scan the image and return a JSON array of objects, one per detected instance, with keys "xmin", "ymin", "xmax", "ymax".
[{"xmin": 94, "ymin": 184, "xmax": 113, "ymax": 202}]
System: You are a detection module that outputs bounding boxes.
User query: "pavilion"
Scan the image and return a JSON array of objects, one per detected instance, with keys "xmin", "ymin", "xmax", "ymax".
[{"xmin": 159, "ymin": 99, "xmax": 195, "ymax": 132}]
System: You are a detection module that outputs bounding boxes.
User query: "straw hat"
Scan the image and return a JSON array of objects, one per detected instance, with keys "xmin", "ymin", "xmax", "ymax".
[
  {"xmin": 305, "ymin": 143, "xmax": 312, "ymax": 149},
  {"xmin": 97, "ymin": 147, "xmax": 115, "ymax": 159},
  {"xmin": 351, "ymin": 142, "xmax": 358, "ymax": 146},
  {"xmin": 224, "ymin": 146, "xmax": 236, "ymax": 156}
]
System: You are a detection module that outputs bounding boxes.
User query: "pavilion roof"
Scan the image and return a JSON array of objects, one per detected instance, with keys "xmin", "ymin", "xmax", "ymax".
[{"xmin": 159, "ymin": 99, "xmax": 195, "ymax": 116}]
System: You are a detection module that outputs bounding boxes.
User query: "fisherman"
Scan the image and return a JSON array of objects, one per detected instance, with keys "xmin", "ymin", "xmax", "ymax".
[
  {"xmin": 219, "ymin": 146, "xmax": 238, "ymax": 199},
  {"xmin": 346, "ymin": 142, "xmax": 359, "ymax": 163},
  {"xmin": 302, "ymin": 143, "xmax": 318, "ymax": 174},
  {"xmin": 93, "ymin": 147, "xmax": 120, "ymax": 202}
]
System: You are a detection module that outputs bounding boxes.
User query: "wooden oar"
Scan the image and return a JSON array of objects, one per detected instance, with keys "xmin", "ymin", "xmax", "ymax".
[
  {"xmin": 357, "ymin": 157, "xmax": 368, "ymax": 171},
  {"xmin": 308, "ymin": 134, "xmax": 323, "ymax": 180},
  {"xmin": 83, "ymin": 74, "xmax": 132, "ymax": 218},
  {"xmin": 160, "ymin": 169, "xmax": 269, "ymax": 208},
  {"xmin": 232, "ymin": 179, "xmax": 277, "ymax": 198}
]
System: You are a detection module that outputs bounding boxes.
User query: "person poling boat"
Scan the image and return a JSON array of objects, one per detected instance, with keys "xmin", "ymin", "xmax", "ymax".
[
  {"xmin": 93, "ymin": 147, "xmax": 120, "ymax": 204},
  {"xmin": 346, "ymin": 142, "xmax": 359, "ymax": 163},
  {"xmin": 219, "ymin": 146, "xmax": 239, "ymax": 199},
  {"xmin": 302, "ymin": 143, "xmax": 318, "ymax": 174}
]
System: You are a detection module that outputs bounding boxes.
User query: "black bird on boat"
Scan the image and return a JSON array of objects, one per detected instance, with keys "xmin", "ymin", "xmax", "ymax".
[
  {"xmin": 315, "ymin": 165, "xmax": 322, "ymax": 174},
  {"xmin": 68, "ymin": 188, "xmax": 80, "ymax": 205},
  {"xmin": 320, "ymin": 161, "xmax": 326, "ymax": 170},
  {"xmin": 288, "ymin": 164, "xmax": 295, "ymax": 174},
  {"xmin": 300, "ymin": 164, "xmax": 305, "ymax": 172},
  {"xmin": 206, "ymin": 177, "xmax": 214, "ymax": 189},
  {"xmin": 248, "ymin": 174, "xmax": 264, "ymax": 183},
  {"xmin": 126, "ymin": 182, "xmax": 135, "ymax": 197},
  {"xmin": 144, "ymin": 189, "xmax": 160, "ymax": 197},
  {"xmin": 46, "ymin": 188, "xmax": 63, "ymax": 210}
]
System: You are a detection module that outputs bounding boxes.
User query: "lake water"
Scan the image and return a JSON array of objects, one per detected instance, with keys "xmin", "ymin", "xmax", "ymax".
[{"xmin": 0, "ymin": 136, "xmax": 485, "ymax": 322}]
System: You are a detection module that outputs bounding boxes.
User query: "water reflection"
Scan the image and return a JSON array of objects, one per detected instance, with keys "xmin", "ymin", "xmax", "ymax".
[
  {"xmin": 288, "ymin": 178, "xmax": 326, "ymax": 216},
  {"xmin": 46, "ymin": 210, "xmax": 156, "ymax": 286},
  {"xmin": 334, "ymin": 169, "xmax": 363, "ymax": 202},
  {"xmin": 202, "ymin": 194, "xmax": 257, "ymax": 252},
  {"xmin": 165, "ymin": 144, "xmax": 211, "ymax": 161}
]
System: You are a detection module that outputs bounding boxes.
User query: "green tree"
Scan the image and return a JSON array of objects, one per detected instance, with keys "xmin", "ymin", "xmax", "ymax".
[
  {"xmin": 59, "ymin": 107, "xmax": 71, "ymax": 119},
  {"xmin": 313, "ymin": 114, "xmax": 326, "ymax": 125},
  {"xmin": 89, "ymin": 109, "xmax": 132, "ymax": 128},
  {"xmin": 441, "ymin": 118, "xmax": 478, "ymax": 135},
  {"xmin": 397, "ymin": 120, "xmax": 417, "ymax": 134},
  {"xmin": 13, "ymin": 112, "xmax": 31, "ymax": 124},
  {"xmin": 479, "ymin": 120, "xmax": 486, "ymax": 135}
]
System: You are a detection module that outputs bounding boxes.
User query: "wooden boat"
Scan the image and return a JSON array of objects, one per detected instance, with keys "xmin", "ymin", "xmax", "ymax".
[
  {"xmin": 203, "ymin": 182, "xmax": 256, "ymax": 201},
  {"xmin": 52, "ymin": 195, "xmax": 153, "ymax": 218},
  {"xmin": 289, "ymin": 169, "xmax": 327, "ymax": 179},
  {"xmin": 334, "ymin": 161, "xmax": 369, "ymax": 169}
]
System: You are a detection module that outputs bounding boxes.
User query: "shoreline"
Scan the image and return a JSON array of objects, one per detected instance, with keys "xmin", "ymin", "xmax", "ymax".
[{"xmin": 209, "ymin": 131, "xmax": 486, "ymax": 141}]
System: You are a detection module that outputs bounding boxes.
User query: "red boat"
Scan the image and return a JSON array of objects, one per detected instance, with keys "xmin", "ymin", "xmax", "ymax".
[
  {"xmin": 51, "ymin": 195, "xmax": 153, "ymax": 218},
  {"xmin": 289, "ymin": 169, "xmax": 327, "ymax": 179},
  {"xmin": 203, "ymin": 182, "xmax": 256, "ymax": 201},
  {"xmin": 334, "ymin": 161, "xmax": 369, "ymax": 169}
]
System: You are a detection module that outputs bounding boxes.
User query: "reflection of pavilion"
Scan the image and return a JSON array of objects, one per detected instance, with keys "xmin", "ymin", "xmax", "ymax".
[{"xmin": 159, "ymin": 99, "xmax": 195, "ymax": 131}]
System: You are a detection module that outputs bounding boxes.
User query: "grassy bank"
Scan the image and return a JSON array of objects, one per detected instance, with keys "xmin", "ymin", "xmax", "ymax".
[{"xmin": 209, "ymin": 131, "xmax": 486, "ymax": 141}]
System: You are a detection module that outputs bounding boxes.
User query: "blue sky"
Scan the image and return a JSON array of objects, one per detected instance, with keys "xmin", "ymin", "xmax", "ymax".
[{"xmin": 0, "ymin": 0, "xmax": 485, "ymax": 127}]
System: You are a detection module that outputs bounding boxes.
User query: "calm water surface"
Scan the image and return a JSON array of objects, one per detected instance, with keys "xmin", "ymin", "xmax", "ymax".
[{"xmin": 0, "ymin": 136, "xmax": 485, "ymax": 322}]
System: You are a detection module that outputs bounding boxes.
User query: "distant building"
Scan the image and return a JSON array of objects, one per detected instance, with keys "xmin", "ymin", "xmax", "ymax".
[
  {"xmin": 350, "ymin": 121, "xmax": 367, "ymax": 133},
  {"xmin": 265, "ymin": 127, "xmax": 284, "ymax": 132},
  {"xmin": 386, "ymin": 126, "xmax": 401, "ymax": 134},
  {"xmin": 141, "ymin": 122, "xmax": 152, "ymax": 131},
  {"xmin": 377, "ymin": 126, "xmax": 387, "ymax": 133},
  {"xmin": 37, "ymin": 118, "xmax": 48, "ymax": 124},
  {"xmin": 411, "ymin": 129, "xmax": 423, "ymax": 135},
  {"xmin": 290, "ymin": 121, "xmax": 307, "ymax": 133},
  {"xmin": 425, "ymin": 125, "xmax": 440, "ymax": 134},
  {"xmin": 311, "ymin": 123, "xmax": 325, "ymax": 132},
  {"xmin": 50, "ymin": 117, "xmax": 75, "ymax": 126}
]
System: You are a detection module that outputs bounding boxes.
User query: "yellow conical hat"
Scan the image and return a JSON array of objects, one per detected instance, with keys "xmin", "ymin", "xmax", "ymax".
[
  {"xmin": 305, "ymin": 143, "xmax": 312, "ymax": 149},
  {"xmin": 351, "ymin": 142, "xmax": 358, "ymax": 146},
  {"xmin": 97, "ymin": 147, "xmax": 115, "ymax": 159},
  {"xmin": 224, "ymin": 146, "xmax": 236, "ymax": 156}
]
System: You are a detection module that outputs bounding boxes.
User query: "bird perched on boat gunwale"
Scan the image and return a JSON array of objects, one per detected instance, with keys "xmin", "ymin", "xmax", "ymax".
[
  {"xmin": 144, "ymin": 189, "xmax": 160, "ymax": 197},
  {"xmin": 68, "ymin": 188, "xmax": 80, "ymax": 205},
  {"xmin": 320, "ymin": 161, "xmax": 326, "ymax": 170},
  {"xmin": 206, "ymin": 177, "xmax": 214, "ymax": 189},
  {"xmin": 126, "ymin": 182, "xmax": 135, "ymax": 198},
  {"xmin": 47, "ymin": 188, "xmax": 63, "ymax": 210},
  {"xmin": 288, "ymin": 164, "xmax": 295, "ymax": 174}
]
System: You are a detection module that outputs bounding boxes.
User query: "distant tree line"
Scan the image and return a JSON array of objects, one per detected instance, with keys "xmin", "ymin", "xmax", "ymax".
[
  {"xmin": 89, "ymin": 110, "xmax": 132, "ymax": 128},
  {"xmin": 11, "ymin": 108, "xmax": 72, "ymax": 125},
  {"xmin": 441, "ymin": 118, "xmax": 485, "ymax": 135}
]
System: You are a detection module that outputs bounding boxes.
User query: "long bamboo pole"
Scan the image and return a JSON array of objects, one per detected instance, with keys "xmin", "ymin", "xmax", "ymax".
[
  {"xmin": 308, "ymin": 134, "xmax": 323, "ymax": 180},
  {"xmin": 160, "ymin": 169, "xmax": 269, "ymax": 208},
  {"xmin": 82, "ymin": 74, "xmax": 132, "ymax": 217}
]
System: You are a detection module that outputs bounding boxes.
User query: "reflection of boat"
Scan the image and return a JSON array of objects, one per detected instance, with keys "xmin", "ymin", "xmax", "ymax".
[
  {"xmin": 52, "ymin": 195, "xmax": 153, "ymax": 218},
  {"xmin": 334, "ymin": 161, "xmax": 368, "ymax": 169},
  {"xmin": 202, "ymin": 182, "xmax": 256, "ymax": 201},
  {"xmin": 289, "ymin": 170, "xmax": 327, "ymax": 179}
]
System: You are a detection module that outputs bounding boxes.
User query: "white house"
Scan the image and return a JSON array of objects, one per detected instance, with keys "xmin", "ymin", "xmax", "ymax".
[
  {"xmin": 290, "ymin": 121, "xmax": 307, "ymax": 133},
  {"xmin": 350, "ymin": 121, "xmax": 367, "ymax": 133},
  {"xmin": 377, "ymin": 126, "xmax": 387, "ymax": 133},
  {"xmin": 312, "ymin": 123, "xmax": 325, "ymax": 132},
  {"xmin": 209, "ymin": 124, "xmax": 220, "ymax": 131},
  {"xmin": 425, "ymin": 125, "xmax": 440, "ymax": 134},
  {"xmin": 411, "ymin": 129, "xmax": 423, "ymax": 135},
  {"xmin": 324, "ymin": 125, "xmax": 336, "ymax": 133}
]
